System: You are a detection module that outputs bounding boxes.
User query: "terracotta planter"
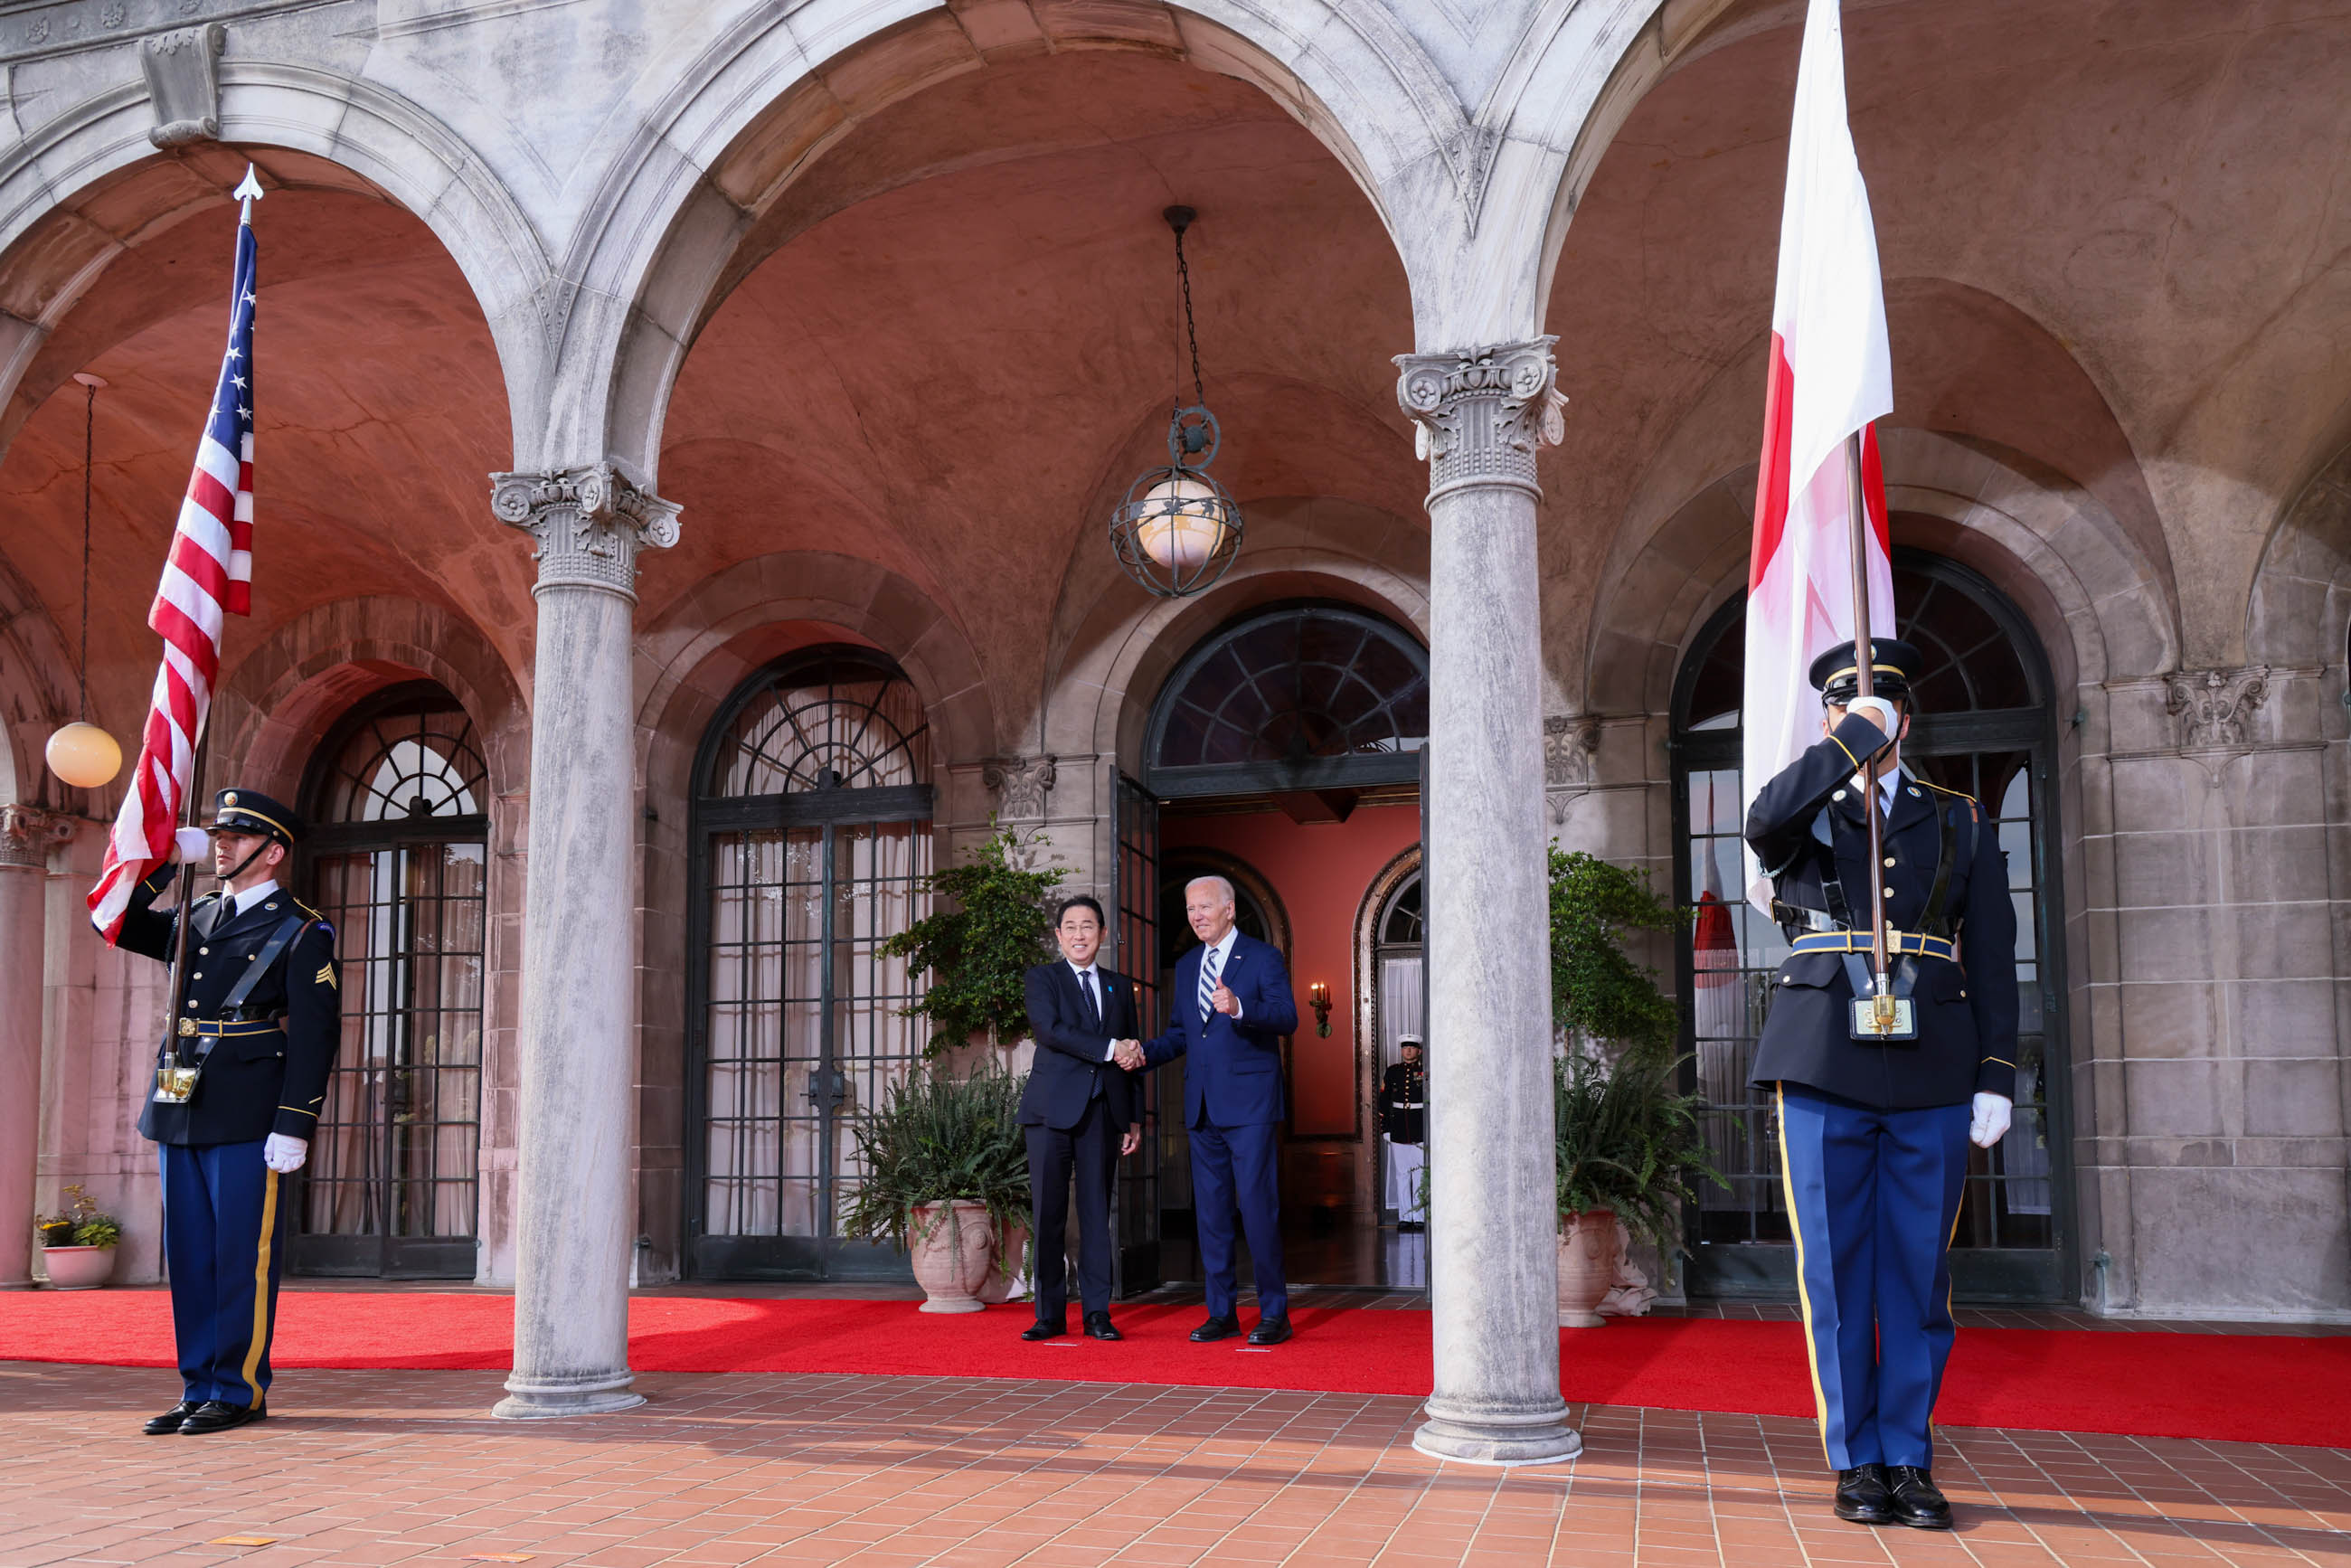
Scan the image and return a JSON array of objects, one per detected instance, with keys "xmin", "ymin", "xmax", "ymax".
[
  {"xmin": 977, "ymin": 1221, "xmax": 1031, "ymax": 1306},
  {"xmin": 41, "ymin": 1244, "xmax": 116, "ymax": 1290},
  {"xmin": 1556, "ymin": 1210, "xmax": 1616, "ymax": 1327},
  {"xmin": 909, "ymin": 1201, "xmax": 993, "ymax": 1314}
]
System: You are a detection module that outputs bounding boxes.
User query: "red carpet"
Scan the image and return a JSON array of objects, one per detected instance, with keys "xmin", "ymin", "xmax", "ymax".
[{"xmin": 5, "ymin": 1290, "xmax": 2344, "ymax": 1449}]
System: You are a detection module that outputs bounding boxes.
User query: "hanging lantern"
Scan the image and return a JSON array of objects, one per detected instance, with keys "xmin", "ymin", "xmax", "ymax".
[
  {"xmin": 1107, "ymin": 208, "xmax": 1244, "ymax": 598},
  {"xmin": 47, "ymin": 371, "xmax": 121, "ymax": 790}
]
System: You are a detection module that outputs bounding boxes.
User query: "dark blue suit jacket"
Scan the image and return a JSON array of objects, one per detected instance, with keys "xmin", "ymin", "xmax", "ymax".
[
  {"xmin": 1141, "ymin": 932, "xmax": 1298, "ymax": 1128},
  {"xmin": 1019, "ymin": 960, "xmax": 1140, "ymax": 1130}
]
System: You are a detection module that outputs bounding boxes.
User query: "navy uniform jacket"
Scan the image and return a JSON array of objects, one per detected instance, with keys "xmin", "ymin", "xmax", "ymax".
[
  {"xmin": 1019, "ymin": 961, "xmax": 1141, "ymax": 1131},
  {"xmin": 1377, "ymin": 1061, "xmax": 1425, "ymax": 1144},
  {"xmin": 1141, "ymin": 932, "xmax": 1299, "ymax": 1128},
  {"xmin": 116, "ymin": 864, "xmax": 341, "ymax": 1146},
  {"xmin": 1745, "ymin": 712, "xmax": 2019, "ymax": 1110}
]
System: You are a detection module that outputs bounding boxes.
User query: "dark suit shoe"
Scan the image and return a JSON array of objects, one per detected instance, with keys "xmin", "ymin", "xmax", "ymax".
[
  {"xmin": 1189, "ymin": 1314, "xmax": 1241, "ymax": 1343},
  {"xmin": 1084, "ymin": 1312, "xmax": 1122, "ymax": 1341},
  {"xmin": 1021, "ymin": 1318, "xmax": 1067, "ymax": 1341},
  {"xmin": 1884, "ymin": 1466, "xmax": 1952, "ymax": 1529},
  {"xmin": 1246, "ymin": 1316, "xmax": 1293, "ymax": 1346},
  {"xmin": 142, "ymin": 1402, "xmax": 196, "ymax": 1436},
  {"xmin": 178, "ymin": 1400, "xmax": 265, "ymax": 1434},
  {"xmin": 1831, "ymin": 1464, "xmax": 1893, "ymax": 1525}
]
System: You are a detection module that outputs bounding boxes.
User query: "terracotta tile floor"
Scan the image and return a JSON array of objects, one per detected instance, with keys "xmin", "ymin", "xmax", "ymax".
[{"xmin": 5, "ymin": 1360, "xmax": 2346, "ymax": 1568}]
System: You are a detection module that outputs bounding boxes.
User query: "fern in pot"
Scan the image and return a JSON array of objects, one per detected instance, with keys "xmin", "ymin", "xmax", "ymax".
[
  {"xmin": 838, "ymin": 1063, "xmax": 1033, "ymax": 1313},
  {"xmin": 1547, "ymin": 849, "xmax": 1725, "ymax": 1325}
]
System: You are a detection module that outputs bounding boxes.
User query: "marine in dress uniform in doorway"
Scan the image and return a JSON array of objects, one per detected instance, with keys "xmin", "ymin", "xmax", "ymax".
[
  {"xmin": 106, "ymin": 789, "xmax": 340, "ymax": 1435},
  {"xmin": 1744, "ymin": 639, "xmax": 2018, "ymax": 1530},
  {"xmin": 1377, "ymin": 1034, "xmax": 1426, "ymax": 1229}
]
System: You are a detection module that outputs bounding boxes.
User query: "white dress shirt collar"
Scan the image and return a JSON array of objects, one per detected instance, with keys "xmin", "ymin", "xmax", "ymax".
[
  {"xmin": 1204, "ymin": 925, "xmax": 1240, "ymax": 967},
  {"xmin": 227, "ymin": 879, "xmax": 280, "ymax": 917}
]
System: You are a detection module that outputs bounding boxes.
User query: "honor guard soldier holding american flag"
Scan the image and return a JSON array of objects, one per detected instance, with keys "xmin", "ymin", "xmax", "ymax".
[{"xmin": 77, "ymin": 168, "xmax": 341, "ymax": 1435}]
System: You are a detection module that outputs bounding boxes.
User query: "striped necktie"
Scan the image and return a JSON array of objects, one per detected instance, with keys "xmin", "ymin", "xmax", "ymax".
[{"xmin": 1199, "ymin": 942, "xmax": 1223, "ymax": 1022}]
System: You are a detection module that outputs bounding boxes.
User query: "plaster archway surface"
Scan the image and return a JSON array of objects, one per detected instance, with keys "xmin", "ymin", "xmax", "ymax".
[
  {"xmin": 0, "ymin": 551, "xmax": 74, "ymax": 811},
  {"xmin": 1538, "ymin": 0, "xmax": 2349, "ymax": 672}
]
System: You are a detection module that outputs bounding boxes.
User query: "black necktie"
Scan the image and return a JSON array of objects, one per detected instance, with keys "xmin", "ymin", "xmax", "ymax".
[{"xmin": 1080, "ymin": 969, "xmax": 1100, "ymax": 1029}]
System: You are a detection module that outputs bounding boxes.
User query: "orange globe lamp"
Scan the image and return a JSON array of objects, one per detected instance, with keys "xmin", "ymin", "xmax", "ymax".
[{"xmin": 46, "ymin": 721, "xmax": 121, "ymax": 789}]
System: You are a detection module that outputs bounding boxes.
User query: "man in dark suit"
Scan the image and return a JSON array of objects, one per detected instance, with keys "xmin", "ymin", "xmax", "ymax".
[
  {"xmin": 1119, "ymin": 875, "xmax": 1299, "ymax": 1345},
  {"xmin": 1745, "ymin": 638, "xmax": 2018, "ymax": 1531},
  {"xmin": 1018, "ymin": 894, "xmax": 1142, "ymax": 1341},
  {"xmin": 106, "ymin": 788, "xmax": 340, "ymax": 1435}
]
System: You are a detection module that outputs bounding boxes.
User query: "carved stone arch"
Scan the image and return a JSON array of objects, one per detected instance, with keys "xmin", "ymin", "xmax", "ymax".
[
  {"xmin": 2247, "ymin": 439, "xmax": 2351, "ymax": 678},
  {"xmin": 206, "ymin": 598, "xmax": 531, "ymax": 808},
  {"xmin": 1044, "ymin": 550, "xmax": 1430, "ymax": 770},
  {"xmin": 1585, "ymin": 428, "xmax": 2175, "ymax": 723},
  {"xmin": 0, "ymin": 63, "xmax": 551, "ymax": 462},
  {"xmin": 549, "ymin": 0, "xmax": 1475, "ymax": 477}
]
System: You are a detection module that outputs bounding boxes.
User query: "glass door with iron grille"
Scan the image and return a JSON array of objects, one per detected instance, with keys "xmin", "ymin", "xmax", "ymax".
[
  {"xmin": 1111, "ymin": 774, "xmax": 1163, "ymax": 1297},
  {"xmin": 1672, "ymin": 551, "xmax": 2072, "ymax": 1303},
  {"xmin": 293, "ymin": 685, "xmax": 488, "ymax": 1278},
  {"xmin": 689, "ymin": 648, "xmax": 934, "ymax": 1280}
]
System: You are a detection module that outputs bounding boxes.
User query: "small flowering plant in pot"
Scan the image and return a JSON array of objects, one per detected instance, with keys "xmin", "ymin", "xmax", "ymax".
[{"xmin": 36, "ymin": 1184, "xmax": 123, "ymax": 1289}]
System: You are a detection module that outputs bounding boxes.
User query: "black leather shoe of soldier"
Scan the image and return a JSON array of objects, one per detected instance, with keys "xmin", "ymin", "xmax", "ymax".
[
  {"xmin": 1084, "ymin": 1312, "xmax": 1122, "ymax": 1341},
  {"xmin": 1021, "ymin": 1318, "xmax": 1066, "ymax": 1341},
  {"xmin": 1189, "ymin": 1314, "xmax": 1241, "ymax": 1343},
  {"xmin": 142, "ymin": 1402, "xmax": 196, "ymax": 1436},
  {"xmin": 1246, "ymin": 1316, "xmax": 1292, "ymax": 1346},
  {"xmin": 1884, "ymin": 1466, "xmax": 1952, "ymax": 1529},
  {"xmin": 178, "ymin": 1400, "xmax": 265, "ymax": 1435},
  {"xmin": 1831, "ymin": 1464, "xmax": 1893, "ymax": 1525}
]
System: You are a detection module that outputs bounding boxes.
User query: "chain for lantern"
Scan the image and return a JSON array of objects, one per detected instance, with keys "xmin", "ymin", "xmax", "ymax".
[
  {"xmin": 1106, "ymin": 205, "xmax": 1245, "ymax": 599},
  {"xmin": 45, "ymin": 373, "xmax": 123, "ymax": 789}
]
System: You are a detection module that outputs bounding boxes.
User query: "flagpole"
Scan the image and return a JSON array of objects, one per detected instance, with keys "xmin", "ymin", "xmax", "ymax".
[{"xmin": 1845, "ymin": 430, "xmax": 1893, "ymax": 1026}]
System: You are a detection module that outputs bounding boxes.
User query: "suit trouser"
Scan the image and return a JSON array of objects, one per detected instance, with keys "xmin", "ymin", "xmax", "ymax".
[
  {"xmin": 1190, "ymin": 1119, "xmax": 1286, "ymax": 1320},
  {"xmin": 159, "ymin": 1138, "xmax": 288, "ymax": 1408},
  {"xmin": 1775, "ymin": 1085, "xmax": 1971, "ymax": 1470},
  {"xmin": 1025, "ymin": 1096, "xmax": 1115, "ymax": 1319}
]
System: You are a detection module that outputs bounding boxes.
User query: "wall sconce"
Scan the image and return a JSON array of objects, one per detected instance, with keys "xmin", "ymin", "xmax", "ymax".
[{"xmin": 1308, "ymin": 982, "xmax": 1332, "ymax": 1037}]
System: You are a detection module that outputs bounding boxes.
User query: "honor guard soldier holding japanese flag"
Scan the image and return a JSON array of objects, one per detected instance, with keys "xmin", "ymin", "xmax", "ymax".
[
  {"xmin": 1745, "ymin": 638, "xmax": 2017, "ymax": 1531},
  {"xmin": 106, "ymin": 788, "xmax": 339, "ymax": 1435}
]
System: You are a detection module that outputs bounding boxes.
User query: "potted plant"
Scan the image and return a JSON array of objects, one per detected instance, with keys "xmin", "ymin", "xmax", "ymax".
[
  {"xmin": 36, "ymin": 1184, "xmax": 123, "ymax": 1290},
  {"xmin": 881, "ymin": 823, "xmax": 1067, "ymax": 1057},
  {"xmin": 1547, "ymin": 849, "xmax": 1724, "ymax": 1325},
  {"xmin": 839, "ymin": 1063, "xmax": 1033, "ymax": 1313}
]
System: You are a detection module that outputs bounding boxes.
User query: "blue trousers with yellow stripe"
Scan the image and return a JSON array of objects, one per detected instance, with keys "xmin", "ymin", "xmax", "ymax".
[
  {"xmin": 1776, "ymin": 1085, "xmax": 1970, "ymax": 1470},
  {"xmin": 159, "ymin": 1140, "xmax": 288, "ymax": 1409}
]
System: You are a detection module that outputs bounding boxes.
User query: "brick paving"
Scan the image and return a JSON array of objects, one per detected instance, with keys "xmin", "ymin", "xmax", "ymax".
[{"xmin": 4, "ymin": 1360, "xmax": 2346, "ymax": 1568}]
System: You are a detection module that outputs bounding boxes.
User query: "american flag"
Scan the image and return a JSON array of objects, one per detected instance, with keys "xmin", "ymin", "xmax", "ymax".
[{"xmin": 89, "ymin": 174, "xmax": 261, "ymax": 943}]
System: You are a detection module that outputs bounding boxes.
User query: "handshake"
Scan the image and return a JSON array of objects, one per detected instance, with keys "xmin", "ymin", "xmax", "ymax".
[{"xmin": 1109, "ymin": 1039, "xmax": 1147, "ymax": 1072}]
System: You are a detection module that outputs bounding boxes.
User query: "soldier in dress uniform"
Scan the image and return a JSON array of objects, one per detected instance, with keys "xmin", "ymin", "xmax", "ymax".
[
  {"xmin": 103, "ymin": 788, "xmax": 340, "ymax": 1435},
  {"xmin": 1745, "ymin": 638, "xmax": 2017, "ymax": 1531},
  {"xmin": 1377, "ymin": 1034, "xmax": 1426, "ymax": 1229}
]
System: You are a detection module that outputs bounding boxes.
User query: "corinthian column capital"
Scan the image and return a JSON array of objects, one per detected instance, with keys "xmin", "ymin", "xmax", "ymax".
[
  {"xmin": 1393, "ymin": 336, "xmax": 1568, "ymax": 499},
  {"xmin": 490, "ymin": 463, "xmax": 681, "ymax": 600},
  {"xmin": 0, "ymin": 805, "xmax": 73, "ymax": 870}
]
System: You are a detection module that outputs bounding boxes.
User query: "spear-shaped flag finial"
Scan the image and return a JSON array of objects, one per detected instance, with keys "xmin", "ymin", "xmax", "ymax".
[{"xmin": 233, "ymin": 164, "xmax": 264, "ymax": 222}]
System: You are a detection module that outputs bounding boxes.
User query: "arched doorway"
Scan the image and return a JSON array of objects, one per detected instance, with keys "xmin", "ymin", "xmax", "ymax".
[
  {"xmin": 686, "ymin": 646, "xmax": 935, "ymax": 1280},
  {"xmin": 1671, "ymin": 548, "xmax": 2071, "ymax": 1301},
  {"xmin": 291, "ymin": 682, "xmax": 490, "ymax": 1278},
  {"xmin": 1140, "ymin": 601, "xmax": 1428, "ymax": 1288}
]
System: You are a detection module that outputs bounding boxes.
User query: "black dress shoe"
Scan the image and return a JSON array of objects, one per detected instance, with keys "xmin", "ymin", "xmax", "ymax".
[
  {"xmin": 1189, "ymin": 1314, "xmax": 1241, "ymax": 1343},
  {"xmin": 1246, "ymin": 1316, "xmax": 1292, "ymax": 1346},
  {"xmin": 1832, "ymin": 1464, "xmax": 1893, "ymax": 1525},
  {"xmin": 1884, "ymin": 1466, "xmax": 1952, "ymax": 1530},
  {"xmin": 1084, "ymin": 1312, "xmax": 1122, "ymax": 1341},
  {"xmin": 178, "ymin": 1400, "xmax": 265, "ymax": 1434},
  {"xmin": 1021, "ymin": 1318, "xmax": 1067, "ymax": 1341},
  {"xmin": 142, "ymin": 1402, "xmax": 196, "ymax": 1436}
]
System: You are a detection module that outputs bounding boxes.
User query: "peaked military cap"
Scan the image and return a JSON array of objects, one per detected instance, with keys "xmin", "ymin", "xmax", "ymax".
[
  {"xmin": 204, "ymin": 787, "xmax": 303, "ymax": 848},
  {"xmin": 1809, "ymin": 638, "xmax": 1923, "ymax": 705}
]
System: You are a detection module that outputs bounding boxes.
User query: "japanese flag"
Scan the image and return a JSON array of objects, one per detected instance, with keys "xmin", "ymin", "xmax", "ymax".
[{"xmin": 1742, "ymin": 0, "xmax": 1895, "ymax": 913}]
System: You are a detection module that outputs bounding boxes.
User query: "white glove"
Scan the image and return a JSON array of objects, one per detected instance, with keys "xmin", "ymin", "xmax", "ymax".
[
  {"xmin": 262, "ymin": 1134, "xmax": 308, "ymax": 1174},
  {"xmin": 1846, "ymin": 695, "xmax": 1898, "ymax": 738},
  {"xmin": 1969, "ymin": 1092, "xmax": 2012, "ymax": 1149},
  {"xmin": 173, "ymin": 827, "xmax": 210, "ymax": 864}
]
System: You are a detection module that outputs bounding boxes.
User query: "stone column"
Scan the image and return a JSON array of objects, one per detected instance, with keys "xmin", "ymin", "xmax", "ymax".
[
  {"xmin": 487, "ymin": 464, "xmax": 678, "ymax": 1418},
  {"xmin": 0, "ymin": 806, "xmax": 70, "ymax": 1289},
  {"xmin": 1394, "ymin": 339, "xmax": 1579, "ymax": 1464}
]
